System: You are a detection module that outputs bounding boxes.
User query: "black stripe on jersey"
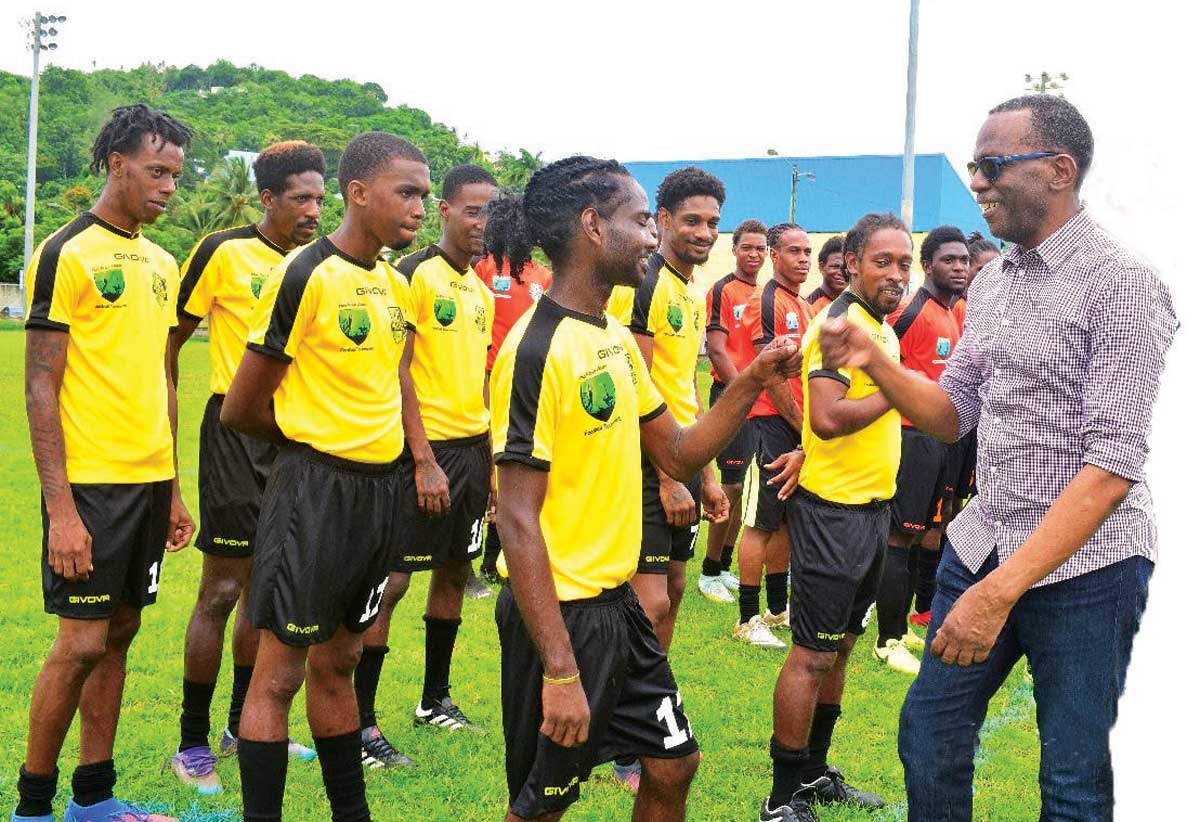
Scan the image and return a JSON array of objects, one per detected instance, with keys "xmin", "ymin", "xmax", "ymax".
[
  {"xmin": 629, "ymin": 253, "xmax": 664, "ymax": 336},
  {"xmin": 753, "ymin": 280, "xmax": 780, "ymax": 346},
  {"xmin": 892, "ymin": 288, "xmax": 931, "ymax": 341},
  {"xmin": 810, "ymin": 368, "xmax": 851, "ymax": 387},
  {"xmin": 828, "ymin": 290, "xmax": 853, "ymax": 320},
  {"xmin": 495, "ymin": 298, "xmax": 570, "ymax": 471},
  {"xmin": 177, "ymin": 224, "xmax": 259, "ymax": 319},
  {"xmin": 706, "ymin": 273, "xmax": 734, "ymax": 332},
  {"xmin": 25, "ymin": 213, "xmax": 95, "ymax": 332},
  {"xmin": 806, "ymin": 287, "xmax": 828, "ymax": 305},
  {"xmin": 837, "ymin": 289, "xmax": 885, "ymax": 323},
  {"xmin": 246, "ymin": 238, "xmax": 329, "ymax": 363},
  {"xmin": 395, "ymin": 245, "xmax": 440, "ymax": 281}
]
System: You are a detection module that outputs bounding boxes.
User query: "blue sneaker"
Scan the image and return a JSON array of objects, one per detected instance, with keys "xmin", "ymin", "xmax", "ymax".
[
  {"xmin": 166, "ymin": 746, "xmax": 221, "ymax": 795},
  {"xmin": 63, "ymin": 798, "xmax": 176, "ymax": 821},
  {"xmin": 11, "ymin": 811, "xmax": 55, "ymax": 822},
  {"xmin": 218, "ymin": 728, "xmax": 316, "ymax": 761}
]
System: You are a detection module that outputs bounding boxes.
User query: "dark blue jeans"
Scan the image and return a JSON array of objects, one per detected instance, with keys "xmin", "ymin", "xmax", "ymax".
[{"xmin": 898, "ymin": 544, "xmax": 1152, "ymax": 822}]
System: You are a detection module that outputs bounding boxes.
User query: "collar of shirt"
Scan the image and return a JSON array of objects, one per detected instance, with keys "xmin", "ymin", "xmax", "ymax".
[{"xmin": 1001, "ymin": 207, "xmax": 1095, "ymax": 277}]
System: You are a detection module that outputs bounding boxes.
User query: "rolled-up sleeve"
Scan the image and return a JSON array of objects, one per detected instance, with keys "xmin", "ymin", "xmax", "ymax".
[
  {"xmin": 1081, "ymin": 266, "xmax": 1177, "ymax": 482},
  {"xmin": 939, "ymin": 321, "xmax": 984, "ymax": 439}
]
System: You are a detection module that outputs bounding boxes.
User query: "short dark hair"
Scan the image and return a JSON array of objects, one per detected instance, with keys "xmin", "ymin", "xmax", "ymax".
[
  {"xmin": 337, "ymin": 131, "xmax": 427, "ymax": 198},
  {"xmin": 818, "ymin": 235, "xmax": 845, "ymax": 266},
  {"xmin": 844, "ymin": 213, "xmax": 910, "ymax": 261},
  {"xmin": 732, "ymin": 219, "xmax": 768, "ymax": 247},
  {"xmin": 483, "ymin": 193, "xmax": 534, "ymax": 283},
  {"xmin": 966, "ymin": 230, "xmax": 1000, "ymax": 261},
  {"xmin": 523, "ymin": 155, "xmax": 632, "ymax": 268},
  {"xmin": 442, "ymin": 164, "xmax": 498, "ymax": 203},
  {"xmin": 989, "ymin": 94, "xmax": 1094, "ymax": 190},
  {"xmin": 655, "ymin": 166, "xmax": 725, "ymax": 214},
  {"xmin": 766, "ymin": 222, "xmax": 805, "ymax": 250},
  {"xmin": 253, "ymin": 140, "xmax": 326, "ymax": 195},
  {"xmin": 919, "ymin": 225, "xmax": 968, "ymax": 265},
  {"xmin": 90, "ymin": 104, "xmax": 193, "ymax": 175}
]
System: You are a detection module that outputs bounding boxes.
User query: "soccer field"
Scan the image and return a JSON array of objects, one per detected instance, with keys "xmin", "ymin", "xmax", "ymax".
[{"xmin": 0, "ymin": 327, "xmax": 1041, "ymax": 821}]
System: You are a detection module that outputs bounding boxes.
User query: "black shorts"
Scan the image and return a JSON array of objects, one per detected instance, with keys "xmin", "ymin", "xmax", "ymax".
[
  {"xmin": 42, "ymin": 480, "xmax": 173, "ymax": 619},
  {"xmin": 197, "ymin": 394, "xmax": 278, "ymax": 558},
  {"xmin": 392, "ymin": 434, "xmax": 491, "ymax": 572},
  {"xmin": 497, "ymin": 583, "xmax": 698, "ymax": 818},
  {"xmin": 250, "ymin": 444, "xmax": 398, "ymax": 647},
  {"xmin": 743, "ymin": 415, "xmax": 801, "ymax": 534},
  {"xmin": 786, "ymin": 488, "xmax": 889, "ymax": 652},
  {"xmin": 638, "ymin": 457, "xmax": 701, "ymax": 574},
  {"xmin": 890, "ymin": 427, "xmax": 950, "ymax": 535},
  {"xmin": 945, "ymin": 429, "xmax": 978, "ymax": 500},
  {"xmin": 708, "ymin": 380, "xmax": 753, "ymax": 485}
]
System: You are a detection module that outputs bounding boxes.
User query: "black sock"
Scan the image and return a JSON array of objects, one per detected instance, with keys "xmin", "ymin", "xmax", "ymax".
[
  {"xmin": 807, "ymin": 703, "xmax": 842, "ymax": 771},
  {"xmin": 481, "ymin": 522, "xmax": 502, "ymax": 572},
  {"xmin": 421, "ymin": 616, "xmax": 461, "ymax": 706},
  {"xmin": 70, "ymin": 759, "xmax": 115, "ymax": 808},
  {"xmin": 227, "ymin": 664, "xmax": 254, "ymax": 739},
  {"xmin": 15, "ymin": 765, "xmax": 57, "ymax": 817},
  {"xmin": 315, "ymin": 731, "xmax": 372, "ymax": 822},
  {"xmin": 765, "ymin": 572, "xmax": 788, "ymax": 616},
  {"xmin": 701, "ymin": 557, "xmax": 722, "ymax": 577},
  {"xmin": 179, "ymin": 678, "xmax": 217, "ymax": 751},
  {"xmin": 738, "ymin": 583, "xmax": 761, "ymax": 625},
  {"xmin": 914, "ymin": 545, "xmax": 943, "ymax": 614},
  {"xmin": 355, "ymin": 645, "xmax": 389, "ymax": 729},
  {"xmin": 876, "ymin": 545, "xmax": 914, "ymax": 645},
  {"xmin": 720, "ymin": 545, "xmax": 735, "ymax": 572},
  {"xmin": 614, "ymin": 755, "xmax": 637, "ymax": 768},
  {"xmin": 769, "ymin": 737, "xmax": 812, "ymax": 807},
  {"xmin": 239, "ymin": 739, "xmax": 288, "ymax": 822}
]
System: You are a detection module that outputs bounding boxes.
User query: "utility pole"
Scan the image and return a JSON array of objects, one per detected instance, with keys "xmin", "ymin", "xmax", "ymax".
[
  {"xmin": 21, "ymin": 11, "xmax": 67, "ymax": 302},
  {"xmin": 789, "ymin": 165, "xmax": 815, "ymax": 224},
  {"xmin": 1025, "ymin": 71, "xmax": 1069, "ymax": 95},
  {"xmin": 900, "ymin": 0, "xmax": 920, "ymax": 230}
]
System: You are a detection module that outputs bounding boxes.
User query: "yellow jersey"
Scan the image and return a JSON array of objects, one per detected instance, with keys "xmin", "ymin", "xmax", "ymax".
[
  {"xmin": 607, "ymin": 284, "xmax": 635, "ymax": 326},
  {"xmin": 25, "ymin": 212, "xmax": 179, "ymax": 484},
  {"xmin": 798, "ymin": 290, "xmax": 902, "ymax": 504},
  {"xmin": 628, "ymin": 253, "xmax": 704, "ymax": 425},
  {"xmin": 397, "ymin": 245, "xmax": 494, "ymax": 441},
  {"xmin": 178, "ymin": 224, "xmax": 287, "ymax": 395},
  {"xmin": 491, "ymin": 297, "xmax": 667, "ymax": 601},
  {"xmin": 246, "ymin": 237, "xmax": 414, "ymax": 464}
]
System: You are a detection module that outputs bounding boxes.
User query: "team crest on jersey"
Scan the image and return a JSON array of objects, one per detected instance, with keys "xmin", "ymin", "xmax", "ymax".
[
  {"xmin": 92, "ymin": 267, "xmax": 125, "ymax": 303},
  {"xmin": 579, "ymin": 370, "xmax": 617, "ymax": 422},
  {"xmin": 250, "ymin": 273, "xmax": 265, "ymax": 299},
  {"xmin": 529, "ymin": 282, "xmax": 544, "ymax": 301},
  {"xmin": 151, "ymin": 272, "xmax": 168, "ymax": 307},
  {"xmin": 666, "ymin": 302, "xmax": 684, "ymax": 332},
  {"xmin": 936, "ymin": 337, "xmax": 951, "ymax": 358},
  {"xmin": 433, "ymin": 297, "xmax": 457, "ymax": 327},
  {"xmin": 388, "ymin": 306, "xmax": 407, "ymax": 344},
  {"xmin": 338, "ymin": 307, "xmax": 372, "ymax": 345},
  {"xmin": 732, "ymin": 304, "xmax": 745, "ymax": 321},
  {"xmin": 493, "ymin": 275, "xmax": 512, "ymax": 293},
  {"xmin": 785, "ymin": 311, "xmax": 800, "ymax": 332}
]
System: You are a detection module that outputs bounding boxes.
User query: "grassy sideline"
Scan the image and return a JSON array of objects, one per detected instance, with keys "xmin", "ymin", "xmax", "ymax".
[{"xmin": 0, "ymin": 327, "xmax": 1040, "ymax": 820}]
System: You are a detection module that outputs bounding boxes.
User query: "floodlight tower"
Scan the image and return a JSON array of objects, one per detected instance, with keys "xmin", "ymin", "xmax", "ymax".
[
  {"xmin": 21, "ymin": 11, "xmax": 68, "ymax": 300},
  {"xmin": 900, "ymin": 0, "xmax": 919, "ymax": 230}
]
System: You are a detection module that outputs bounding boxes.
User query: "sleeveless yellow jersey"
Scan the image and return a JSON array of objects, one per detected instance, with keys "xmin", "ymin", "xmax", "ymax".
[
  {"xmin": 178, "ymin": 224, "xmax": 287, "ymax": 395},
  {"xmin": 798, "ymin": 290, "xmax": 902, "ymax": 504},
  {"xmin": 397, "ymin": 246, "xmax": 494, "ymax": 440},
  {"xmin": 25, "ymin": 212, "xmax": 179, "ymax": 484},
  {"xmin": 246, "ymin": 237, "xmax": 414, "ymax": 464},
  {"xmin": 628, "ymin": 253, "xmax": 704, "ymax": 425},
  {"xmin": 491, "ymin": 297, "xmax": 667, "ymax": 601}
]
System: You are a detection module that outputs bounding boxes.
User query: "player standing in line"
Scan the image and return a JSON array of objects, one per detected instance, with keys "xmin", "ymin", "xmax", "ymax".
[
  {"xmin": 14, "ymin": 104, "xmax": 194, "ymax": 822},
  {"xmin": 475, "ymin": 194, "xmax": 552, "ymax": 585},
  {"xmin": 168, "ymin": 140, "xmax": 327, "ymax": 794},
  {"xmin": 492, "ymin": 154, "xmax": 804, "ymax": 822},
  {"xmin": 695, "ymin": 218, "xmax": 767, "ymax": 604},
  {"xmin": 352, "ymin": 165, "xmax": 497, "ymax": 769},
  {"xmin": 221, "ymin": 131, "xmax": 428, "ymax": 822},
  {"xmin": 732, "ymin": 223, "xmax": 815, "ymax": 649},
  {"xmin": 804, "ymin": 236, "xmax": 845, "ymax": 313},
  {"xmin": 757, "ymin": 213, "xmax": 911, "ymax": 821},
  {"xmin": 872, "ymin": 226, "xmax": 969, "ymax": 674}
]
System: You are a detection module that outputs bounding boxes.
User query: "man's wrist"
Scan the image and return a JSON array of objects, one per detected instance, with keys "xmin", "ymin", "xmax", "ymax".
[{"xmin": 979, "ymin": 568, "xmax": 1024, "ymax": 608}]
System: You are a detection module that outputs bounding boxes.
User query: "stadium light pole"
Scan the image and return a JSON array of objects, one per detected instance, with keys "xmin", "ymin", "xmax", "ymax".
[
  {"xmin": 789, "ymin": 165, "xmax": 816, "ymax": 224},
  {"xmin": 21, "ymin": 11, "xmax": 67, "ymax": 303},
  {"xmin": 900, "ymin": 0, "xmax": 919, "ymax": 230}
]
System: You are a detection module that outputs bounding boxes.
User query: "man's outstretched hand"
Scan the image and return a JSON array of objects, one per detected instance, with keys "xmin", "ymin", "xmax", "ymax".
[
  {"xmin": 746, "ymin": 336, "xmax": 804, "ymax": 389},
  {"xmin": 819, "ymin": 317, "xmax": 877, "ymax": 371}
]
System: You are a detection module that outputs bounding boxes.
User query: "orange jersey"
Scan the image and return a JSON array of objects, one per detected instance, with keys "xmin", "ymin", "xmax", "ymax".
[
  {"xmin": 887, "ymin": 288, "xmax": 962, "ymax": 426},
  {"xmin": 475, "ymin": 255, "xmax": 553, "ymax": 371},
  {"xmin": 705, "ymin": 272, "xmax": 758, "ymax": 382},
  {"xmin": 805, "ymin": 286, "xmax": 837, "ymax": 314},
  {"xmin": 953, "ymin": 296, "xmax": 967, "ymax": 332},
  {"xmin": 739, "ymin": 279, "xmax": 812, "ymax": 420}
]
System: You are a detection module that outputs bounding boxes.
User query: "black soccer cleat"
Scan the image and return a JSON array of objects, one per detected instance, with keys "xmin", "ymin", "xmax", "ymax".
[
  {"xmin": 810, "ymin": 766, "xmax": 885, "ymax": 809},
  {"xmin": 758, "ymin": 791, "xmax": 820, "ymax": 822},
  {"xmin": 360, "ymin": 725, "xmax": 415, "ymax": 769},
  {"xmin": 413, "ymin": 695, "xmax": 485, "ymax": 734}
]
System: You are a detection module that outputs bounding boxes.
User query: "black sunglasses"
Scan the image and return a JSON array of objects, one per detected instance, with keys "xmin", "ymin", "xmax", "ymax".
[{"xmin": 967, "ymin": 152, "xmax": 1057, "ymax": 183}]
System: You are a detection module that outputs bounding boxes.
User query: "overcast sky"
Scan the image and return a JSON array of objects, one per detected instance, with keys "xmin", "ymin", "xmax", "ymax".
[{"xmin": 3, "ymin": 2, "xmax": 1196, "ymax": 812}]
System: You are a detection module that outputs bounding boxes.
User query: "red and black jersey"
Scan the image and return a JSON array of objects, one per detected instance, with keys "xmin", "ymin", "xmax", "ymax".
[
  {"xmin": 887, "ymin": 287, "xmax": 962, "ymax": 426},
  {"xmin": 805, "ymin": 286, "xmax": 837, "ymax": 314},
  {"xmin": 738, "ymin": 279, "xmax": 812, "ymax": 420},
  {"xmin": 705, "ymin": 272, "xmax": 758, "ymax": 382},
  {"xmin": 953, "ymin": 296, "xmax": 967, "ymax": 333}
]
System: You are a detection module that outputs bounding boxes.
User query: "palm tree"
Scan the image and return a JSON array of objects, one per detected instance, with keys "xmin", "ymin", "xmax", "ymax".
[
  {"xmin": 171, "ymin": 192, "xmax": 218, "ymax": 236},
  {"xmin": 207, "ymin": 157, "xmax": 261, "ymax": 229}
]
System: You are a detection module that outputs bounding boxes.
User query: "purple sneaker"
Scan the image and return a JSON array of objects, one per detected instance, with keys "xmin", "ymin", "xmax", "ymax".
[
  {"xmin": 219, "ymin": 728, "xmax": 316, "ymax": 761},
  {"xmin": 167, "ymin": 746, "xmax": 221, "ymax": 796}
]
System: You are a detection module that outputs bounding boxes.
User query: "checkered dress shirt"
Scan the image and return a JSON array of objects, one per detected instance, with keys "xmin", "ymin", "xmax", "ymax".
[{"xmin": 941, "ymin": 209, "xmax": 1178, "ymax": 586}]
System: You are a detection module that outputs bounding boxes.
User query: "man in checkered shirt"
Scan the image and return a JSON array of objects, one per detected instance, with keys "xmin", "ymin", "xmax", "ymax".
[{"xmin": 819, "ymin": 94, "xmax": 1177, "ymax": 821}]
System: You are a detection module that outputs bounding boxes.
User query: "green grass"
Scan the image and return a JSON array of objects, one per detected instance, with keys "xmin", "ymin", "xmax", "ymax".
[{"xmin": 0, "ymin": 330, "xmax": 1040, "ymax": 821}]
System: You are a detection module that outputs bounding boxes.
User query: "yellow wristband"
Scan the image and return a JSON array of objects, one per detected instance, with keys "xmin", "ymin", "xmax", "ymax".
[{"xmin": 542, "ymin": 672, "xmax": 581, "ymax": 686}]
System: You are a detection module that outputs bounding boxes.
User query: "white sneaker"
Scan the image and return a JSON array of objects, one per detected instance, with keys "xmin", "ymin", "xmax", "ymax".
[
  {"xmin": 902, "ymin": 631, "xmax": 925, "ymax": 652},
  {"xmin": 761, "ymin": 607, "xmax": 789, "ymax": 631},
  {"xmin": 733, "ymin": 615, "xmax": 787, "ymax": 648},
  {"xmin": 873, "ymin": 638, "xmax": 921, "ymax": 674},
  {"xmin": 718, "ymin": 570, "xmax": 740, "ymax": 592},
  {"xmin": 698, "ymin": 574, "xmax": 734, "ymax": 603}
]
